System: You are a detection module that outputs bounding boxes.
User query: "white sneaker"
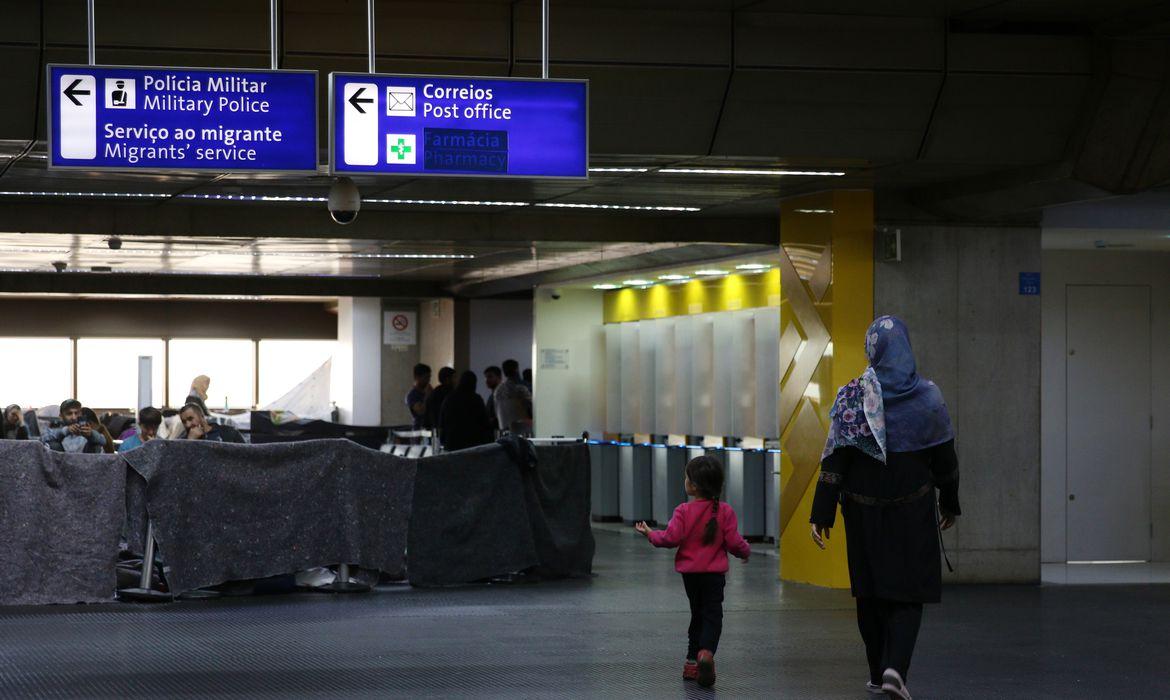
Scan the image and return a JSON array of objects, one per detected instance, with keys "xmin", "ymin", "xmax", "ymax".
[
  {"xmin": 866, "ymin": 681, "xmax": 884, "ymax": 694},
  {"xmin": 882, "ymin": 668, "xmax": 912, "ymax": 700}
]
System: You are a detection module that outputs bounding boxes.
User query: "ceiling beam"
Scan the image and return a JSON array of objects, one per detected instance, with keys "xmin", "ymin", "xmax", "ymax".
[{"xmin": 0, "ymin": 271, "xmax": 444, "ymax": 297}]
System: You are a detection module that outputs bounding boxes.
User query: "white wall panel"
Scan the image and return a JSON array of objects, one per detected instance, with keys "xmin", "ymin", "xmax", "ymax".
[
  {"xmin": 655, "ymin": 318, "xmax": 677, "ymax": 435},
  {"xmin": 674, "ymin": 316, "xmax": 694, "ymax": 436},
  {"xmin": 620, "ymin": 322, "xmax": 642, "ymax": 433},
  {"xmin": 691, "ymin": 315, "xmax": 715, "ymax": 435},
  {"xmin": 639, "ymin": 320, "xmax": 658, "ymax": 434},
  {"xmin": 754, "ymin": 307, "xmax": 781, "ymax": 438},
  {"xmin": 712, "ymin": 313, "xmax": 737, "ymax": 436},
  {"xmin": 732, "ymin": 311, "xmax": 757, "ymax": 437},
  {"xmin": 605, "ymin": 323, "xmax": 622, "ymax": 433}
]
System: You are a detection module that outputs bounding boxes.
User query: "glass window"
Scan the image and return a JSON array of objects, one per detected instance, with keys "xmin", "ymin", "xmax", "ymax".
[
  {"xmin": 257, "ymin": 340, "xmax": 336, "ymax": 406},
  {"xmin": 77, "ymin": 338, "xmax": 166, "ymax": 410},
  {"xmin": 0, "ymin": 338, "xmax": 73, "ymax": 410},
  {"xmin": 168, "ymin": 339, "xmax": 255, "ymax": 411}
]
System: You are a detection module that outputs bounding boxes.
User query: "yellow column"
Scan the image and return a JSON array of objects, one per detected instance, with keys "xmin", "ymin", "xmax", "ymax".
[{"xmin": 777, "ymin": 190, "xmax": 874, "ymax": 588}]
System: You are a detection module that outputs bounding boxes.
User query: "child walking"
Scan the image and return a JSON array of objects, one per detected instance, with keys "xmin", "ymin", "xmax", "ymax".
[{"xmin": 635, "ymin": 455, "xmax": 751, "ymax": 688}]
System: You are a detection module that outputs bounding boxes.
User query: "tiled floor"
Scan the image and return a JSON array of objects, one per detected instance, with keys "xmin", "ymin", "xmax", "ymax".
[{"xmin": 0, "ymin": 528, "xmax": 1168, "ymax": 698}]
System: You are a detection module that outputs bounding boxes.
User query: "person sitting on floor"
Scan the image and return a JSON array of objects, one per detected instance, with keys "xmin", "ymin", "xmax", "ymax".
[
  {"xmin": 3, "ymin": 404, "xmax": 28, "ymax": 440},
  {"xmin": 41, "ymin": 399, "xmax": 107, "ymax": 453},
  {"xmin": 118, "ymin": 406, "xmax": 163, "ymax": 453},
  {"xmin": 179, "ymin": 403, "xmax": 245, "ymax": 443}
]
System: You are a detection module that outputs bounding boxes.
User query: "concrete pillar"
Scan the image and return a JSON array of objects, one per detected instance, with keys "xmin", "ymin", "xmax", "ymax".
[{"xmin": 333, "ymin": 297, "xmax": 382, "ymax": 425}]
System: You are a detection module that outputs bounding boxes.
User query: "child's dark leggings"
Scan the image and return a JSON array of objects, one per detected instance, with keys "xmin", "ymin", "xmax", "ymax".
[
  {"xmin": 855, "ymin": 597, "xmax": 923, "ymax": 683},
  {"xmin": 682, "ymin": 572, "xmax": 725, "ymax": 659}
]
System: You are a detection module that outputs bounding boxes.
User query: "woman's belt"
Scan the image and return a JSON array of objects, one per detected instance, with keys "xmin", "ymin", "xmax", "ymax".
[{"xmin": 842, "ymin": 482, "xmax": 933, "ymax": 508}]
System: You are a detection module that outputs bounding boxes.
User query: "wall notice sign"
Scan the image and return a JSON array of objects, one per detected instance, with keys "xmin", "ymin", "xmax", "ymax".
[
  {"xmin": 48, "ymin": 64, "xmax": 318, "ymax": 172},
  {"xmin": 330, "ymin": 73, "xmax": 588, "ymax": 178},
  {"xmin": 540, "ymin": 348, "xmax": 569, "ymax": 370},
  {"xmin": 383, "ymin": 311, "xmax": 417, "ymax": 345},
  {"xmin": 1019, "ymin": 272, "xmax": 1040, "ymax": 296}
]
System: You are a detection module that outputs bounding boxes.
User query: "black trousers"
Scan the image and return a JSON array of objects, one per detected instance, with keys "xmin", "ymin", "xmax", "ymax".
[
  {"xmin": 855, "ymin": 597, "xmax": 923, "ymax": 683},
  {"xmin": 682, "ymin": 573, "xmax": 725, "ymax": 659}
]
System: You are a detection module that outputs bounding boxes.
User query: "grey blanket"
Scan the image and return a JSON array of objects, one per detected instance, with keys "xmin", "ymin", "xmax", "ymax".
[
  {"xmin": 121, "ymin": 439, "xmax": 416, "ymax": 594},
  {"xmin": 407, "ymin": 442, "xmax": 540, "ymax": 586},
  {"xmin": 528, "ymin": 443, "xmax": 595, "ymax": 578},
  {"xmin": 0, "ymin": 441, "xmax": 125, "ymax": 605},
  {"xmin": 406, "ymin": 440, "xmax": 594, "ymax": 586}
]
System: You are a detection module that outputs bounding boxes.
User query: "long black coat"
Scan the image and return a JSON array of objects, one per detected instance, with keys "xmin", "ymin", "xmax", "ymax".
[
  {"xmin": 438, "ymin": 390, "xmax": 493, "ymax": 452},
  {"xmin": 810, "ymin": 440, "xmax": 960, "ymax": 604}
]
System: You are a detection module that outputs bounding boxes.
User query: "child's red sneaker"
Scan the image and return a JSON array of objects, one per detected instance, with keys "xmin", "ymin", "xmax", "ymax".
[
  {"xmin": 683, "ymin": 660, "xmax": 698, "ymax": 680},
  {"xmin": 696, "ymin": 650, "xmax": 716, "ymax": 688}
]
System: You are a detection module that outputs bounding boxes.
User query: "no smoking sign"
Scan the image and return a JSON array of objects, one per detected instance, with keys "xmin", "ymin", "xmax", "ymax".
[{"xmin": 383, "ymin": 310, "xmax": 417, "ymax": 346}]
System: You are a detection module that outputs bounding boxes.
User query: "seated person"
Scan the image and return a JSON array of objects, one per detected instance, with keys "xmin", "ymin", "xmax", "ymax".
[
  {"xmin": 41, "ymin": 399, "xmax": 107, "ymax": 453},
  {"xmin": 118, "ymin": 406, "xmax": 163, "ymax": 452},
  {"xmin": 3, "ymin": 404, "xmax": 28, "ymax": 440},
  {"xmin": 179, "ymin": 403, "xmax": 244, "ymax": 443},
  {"xmin": 81, "ymin": 407, "xmax": 117, "ymax": 454}
]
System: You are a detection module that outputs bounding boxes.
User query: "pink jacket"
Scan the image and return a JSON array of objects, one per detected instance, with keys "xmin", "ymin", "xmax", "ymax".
[{"xmin": 648, "ymin": 499, "xmax": 752, "ymax": 573}]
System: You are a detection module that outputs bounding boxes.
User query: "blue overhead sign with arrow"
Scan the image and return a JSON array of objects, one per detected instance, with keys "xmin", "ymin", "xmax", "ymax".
[
  {"xmin": 329, "ymin": 73, "xmax": 588, "ymax": 179},
  {"xmin": 47, "ymin": 64, "xmax": 318, "ymax": 173}
]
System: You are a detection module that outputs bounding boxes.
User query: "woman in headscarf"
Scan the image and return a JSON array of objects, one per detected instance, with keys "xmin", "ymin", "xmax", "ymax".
[
  {"xmin": 3, "ymin": 404, "xmax": 28, "ymax": 440},
  {"xmin": 810, "ymin": 315, "xmax": 960, "ymax": 700},
  {"xmin": 438, "ymin": 370, "xmax": 493, "ymax": 452},
  {"xmin": 186, "ymin": 375, "xmax": 211, "ymax": 417}
]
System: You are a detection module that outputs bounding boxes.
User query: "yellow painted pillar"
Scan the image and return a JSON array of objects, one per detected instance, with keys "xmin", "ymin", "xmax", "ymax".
[{"xmin": 778, "ymin": 190, "xmax": 874, "ymax": 588}]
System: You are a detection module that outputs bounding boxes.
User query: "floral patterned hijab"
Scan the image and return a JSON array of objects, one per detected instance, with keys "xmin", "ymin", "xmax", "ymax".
[{"xmin": 822, "ymin": 315, "xmax": 954, "ymax": 463}]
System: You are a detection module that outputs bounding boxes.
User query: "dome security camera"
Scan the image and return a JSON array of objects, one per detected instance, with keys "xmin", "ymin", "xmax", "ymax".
[
  {"xmin": 107, "ymin": 236, "xmax": 122, "ymax": 250},
  {"xmin": 51, "ymin": 260, "xmax": 67, "ymax": 272},
  {"xmin": 549, "ymin": 288, "xmax": 563, "ymax": 300},
  {"xmin": 328, "ymin": 177, "xmax": 361, "ymax": 225}
]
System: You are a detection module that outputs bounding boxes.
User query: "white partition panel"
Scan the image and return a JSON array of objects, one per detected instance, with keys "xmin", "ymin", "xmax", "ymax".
[
  {"xmin": 620, "ymin": 322, "xmax": 642, "ymax": 433},
  {"xmin": 674, "ymin": 315, "xmax": 694, "ymax": 436},
  {"xmin": 754, "ymin": 308, "xmax": 781, "ymax": 438},
  {"xmin": 639, "ymin": 320, "xmax": 658, "ymax": 434},
  {"xmin": 732, "ymin": 311, "xmax": 757, "ymax": 437},
  {"xmin": 605, "ymin": 323, "xmax": 622, "ymax": 433},
  {"xmin": 691, "ymin": 315, "xmax": 715, "ymax": 436},
  {"xmin": 655, "ymin": 318, "xmax": 677, "ymax": 435},
  {"xmin": 712, "ymin": 313, "xmax": 736, "ymax": 436}
]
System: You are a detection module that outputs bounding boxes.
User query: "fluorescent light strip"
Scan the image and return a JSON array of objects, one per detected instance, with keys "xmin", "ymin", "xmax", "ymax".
[
  {"xmin": 588, "ymin": 167, "xmax": 650, "ymax": 173},
  {"xmin": 659, "ymin": 168, "xmax": 845, "ymax": 177},
  {"xmin": 592, "ymin": 283, "xmax": 621, "ymax": 290},
  {"xmin": 364, "ymin": 198, "xmax": 527, "ymax": 207},
  {"xmin": 735, "ymin": 263, "xmax": 772, "ymax": 271},
  {"xmin": 0, "ymin": 190, "xmax": 169, "ymax": 199},
  {"xmin": 658, "ymin": 274, "xmax": 689, "ymax": 281},
  {"xmin": 794, "ymin": 208, "xmax": 835, "ymax": 214},
  {"xmin": 346, "ymin": 252, "xmax": 475, "ymax": 259},
  {"xmin": 695, "ymin": 269, "xmax": 729, "ymax": 276},
  {"xmin": 536, "ymin": 202, "xmax": 700, "ymax": 212},
  {"xmin": 1066, "ymin": 560, "xmax": 1147, "ymax": 565},
  {"xmin": 2, "ymin": 247, "xmax": 72, "ymax": 254},
  {"xmin": 180, "ymin": 193, "xmax": 327, "ymax": 202}
]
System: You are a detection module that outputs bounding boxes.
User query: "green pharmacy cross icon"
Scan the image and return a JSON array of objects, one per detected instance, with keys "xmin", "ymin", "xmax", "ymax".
[{"xmin": 390, "ymin": 137, "xmax": 412, "ymax": 161}]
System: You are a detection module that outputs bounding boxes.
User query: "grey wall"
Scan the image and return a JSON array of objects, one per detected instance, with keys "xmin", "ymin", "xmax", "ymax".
[
  {"xmin": 875, "ymin": 225, "xmax": 1042, "ymax": 584},
  {"xmin": 468, "ymin": 299, "xmax": 534, "ymax": 403},
  {"xmin": 1040, "ymin": 250, "xmax": 1170, "ymax": 563}
]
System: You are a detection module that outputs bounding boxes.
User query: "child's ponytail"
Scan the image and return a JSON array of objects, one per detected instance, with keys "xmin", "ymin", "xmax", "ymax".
[
  {"xmin": 685, "ymin": 455, "xmax": 726, "ymax": 546},
  {"xmin": 702, "ymin": 497, "xmax": 719, "ymax": 545}
]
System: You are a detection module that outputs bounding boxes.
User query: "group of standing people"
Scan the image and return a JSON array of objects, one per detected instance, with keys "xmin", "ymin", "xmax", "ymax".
[
  {"xmin": 637, "ymin": 316, "xmax": 960, "ymax": 699},
  {"xmin": 405, "ymin": 359, "xmax": 533, "ymax": 451}
]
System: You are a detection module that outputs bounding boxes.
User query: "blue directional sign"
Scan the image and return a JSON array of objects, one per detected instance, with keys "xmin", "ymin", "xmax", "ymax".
[
  {"xmin": 48, "ymin": 64, "xmax": 318, "ymax": 173},
  {"xmin": 329, "ymin": 73, "xmax": 587, "ymax": 178}
]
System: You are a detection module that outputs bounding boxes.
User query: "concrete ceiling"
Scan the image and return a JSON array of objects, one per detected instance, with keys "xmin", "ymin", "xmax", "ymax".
[{"xmin": 1, "ymin": 0, "xmax": 1169, "ymax": 295}]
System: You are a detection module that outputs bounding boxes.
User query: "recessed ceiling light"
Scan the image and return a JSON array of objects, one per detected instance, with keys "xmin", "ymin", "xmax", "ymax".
[
  {"xmin": 592, "ymin": 283, "xmax": 621, "ymax": 290},
  {"xmin": 735, "ymin": 263, "xmax": 771, "ymax": 271},
  {"xmin": 535, "ymin": 202, "xmax": 701, "ymax": 212},
  {"xmin": 659, "ymin": 168, "xmax": 845, "ymax": 177},
  {"xmin": 794, "ymin": 208, "xmax": 835, "ymax": 214},
  {"xmin": 588, "ymin": 167, "xmax": 650, "ymax": 173},
  {"xmin": 695, "ymin": 269, "xmax": 729, "ymax": 276},
  {"xmin": 658, "ymin": 274, "xmax": 689, "ymax": 281},
  {"xmin": 623, "ymin": 279, "xmax": 652, "ymax": 286}
]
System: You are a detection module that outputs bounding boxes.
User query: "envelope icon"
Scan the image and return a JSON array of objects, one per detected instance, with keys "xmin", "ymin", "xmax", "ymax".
[{"xmin": 386, "ymin": 86, "xmax": 415, "ymax": 117}]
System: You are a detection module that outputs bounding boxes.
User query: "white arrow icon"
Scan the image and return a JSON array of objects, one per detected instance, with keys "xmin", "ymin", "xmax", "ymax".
[
  {"xmin": 343, "ymin": 82, "xmax": 378, "ymax": 166},
  {"xmin": 59, "ymin": 74, "xmax": 96, "ymax": 159}
]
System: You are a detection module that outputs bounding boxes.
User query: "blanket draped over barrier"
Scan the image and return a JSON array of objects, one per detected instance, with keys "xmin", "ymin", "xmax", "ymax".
[
  {"xmin": 407, "ymin": 440, "xmax": 594, "ymax": 586},
  {"xmin": 1, "ymin": 438, "xmax": 591, "ymax": 604},
  {"xmin": 0, "ymin": 442, "xmax": 125, "ymax": 605},
  {"xmin": 121, "ymin": 439, "xmax": 417, "ymax": 594}
]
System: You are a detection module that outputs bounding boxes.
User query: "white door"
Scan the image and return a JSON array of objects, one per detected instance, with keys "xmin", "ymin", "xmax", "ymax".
[{"xmin": 1066, "ymin": 285, "xmax": 1151, "ymax": 562}]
